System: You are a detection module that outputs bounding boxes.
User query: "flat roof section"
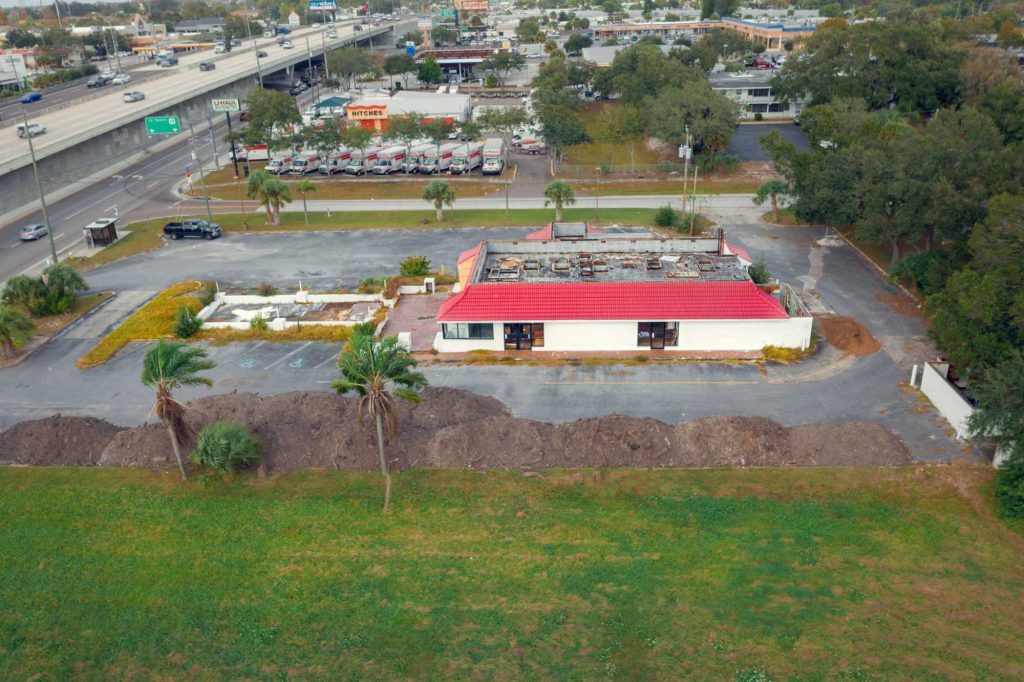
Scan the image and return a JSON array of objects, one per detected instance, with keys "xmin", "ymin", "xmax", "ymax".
[{"xmin": 473, "ymin": 236, "xmax": 749, "ymax": 284}]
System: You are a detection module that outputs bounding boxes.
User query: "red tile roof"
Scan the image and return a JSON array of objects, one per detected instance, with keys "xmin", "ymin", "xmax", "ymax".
[
  {"xmin": 437, "ymin": 281, "xmax": 789, "ymax": 322},
  {"xmin": 457, "ymin": 243, "xmax": 482, "ymax": 265},
  {"xmin": 724, "ymin": 241, "xmax": 752, "ymax": 266}
]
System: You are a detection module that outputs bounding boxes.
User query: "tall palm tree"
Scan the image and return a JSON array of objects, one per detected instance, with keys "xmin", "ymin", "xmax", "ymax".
[
  {"xmin": 246, "ymin": 171, "xmax": 293, "ymax": 226},
  {"xmin": 332, "ymin": 334, "xmax": 427, "ymax": 513},
  {"xmin": 753, "ymin": 180, "xmax": 789, "ymax": 223},
  {"xmin": 544, "ymin": 180, "xmax": 576, "ymax": 221},
  {"xmin": 422, "ymin": 180, "xmax": 455, "ymax": 222},
  {"xmin": 0, "ymin": 305, "xmax": 35, "ymax": 358},
  {"xmin": 141, "ymin": 339, "xmax": 216, "ymax": 481},
  {"xmin": 296, "ymin": 177, "xmax": 316, "ymax": 226}
]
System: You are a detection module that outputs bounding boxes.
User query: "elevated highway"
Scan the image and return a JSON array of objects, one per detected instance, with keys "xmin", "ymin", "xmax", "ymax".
[{"xmin": 0, "ymin": 20, "xmax": 410, "ymax": 224}]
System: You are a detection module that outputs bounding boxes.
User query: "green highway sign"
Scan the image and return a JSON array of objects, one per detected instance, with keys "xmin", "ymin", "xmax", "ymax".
[
  {"xmin": 145, "ymin": 116, "xmax": 181, "ymax": 135},
  {"xmin": 440, "ymin": 9, "xmax": 455, "ymax": 16}
]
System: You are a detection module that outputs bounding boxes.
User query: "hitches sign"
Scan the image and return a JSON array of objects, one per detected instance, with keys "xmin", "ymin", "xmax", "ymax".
[
  {"xmin": 348, "ymin": 106, "xmax": 387, "ymax": 120},
  {"xmin": 211, "ymin": 98, "xmax": 241, "ymax": 112}
]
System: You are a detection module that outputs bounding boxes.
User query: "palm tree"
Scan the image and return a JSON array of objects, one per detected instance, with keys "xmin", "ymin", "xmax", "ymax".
[
  {"xmin": 753, "ymin": 180, "xmax": 789, "ymax": 223},
  {"xmin": 0, "ymin": 305, "xmax": 35, "ymax": 358},
  {"xmin": 544, "ymin": 180, "xmax": 576, "ymax": 221},
  {"xmin": 141, "ymin": 339, "xmax": 216, "ymax": 481},
  {"xmin": 246, "ymin": 171, "xmax": 293, "ymax": 226},
  {"xmin": 332, "ymin": 334, "xmax": 427, "ymax": 513},
  {"xmin": 422, "ymin": 180, "xmax": 455, "ymax": 222},
  {"xmin": 296, "ymin": 178, "xmax": 316, "ymax": 226}
]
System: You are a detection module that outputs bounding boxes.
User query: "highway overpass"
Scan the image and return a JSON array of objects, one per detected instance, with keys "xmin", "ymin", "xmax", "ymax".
[{"xmin": 0, "ymin": 19, "xmax": 412, "ymax": 225}]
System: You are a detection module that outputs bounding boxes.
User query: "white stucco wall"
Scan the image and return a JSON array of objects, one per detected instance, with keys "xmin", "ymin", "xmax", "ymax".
[
  {"xmin": 432, "ymin": 317, "xmax": 813, "ymax": 353},
  {"xmin": 920, "ymin": 362, "xmax": 975, "ymax": 439}
]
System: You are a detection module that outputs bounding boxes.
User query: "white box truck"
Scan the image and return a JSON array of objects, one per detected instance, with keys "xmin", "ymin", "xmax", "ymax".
[
  {"xmin": 371, "ymin": 145, "xmax": 407, "ymax": 175},
  {"xmin": 402, "ymin": 143, "xmax": 434, "ymax": 173},
  {"xmin": 419, "ymin": 143, "xmax": 461, "ymax": 174},
  {"xmin": 449, "ymin": 142, "xmax": 484, "ymax": 175},
  {"xmin": 266, "ymin": 154, "xmax": 294, "ymax": 174},
  {"xmin": 481, "ymin": 138, "xmax": 506, "ymax": 175},
  {"xmin": 319, "ymin": 148, "xmax": 352, "ymax": 175},
  {"xmin": 344, "ymin": 148, "xmax": 380, "ymax": 175},
  {"xmin": 290, "ymin": 151, "xmax": 321, "ymax": 175}
]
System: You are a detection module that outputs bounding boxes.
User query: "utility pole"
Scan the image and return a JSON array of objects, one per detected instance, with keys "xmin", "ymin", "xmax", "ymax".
[
  {"xmin": 207, "ymin": 114, "xmax": 220, "ymax": 171},
  {"xmin": 53, "ymin": 0, "xmax": 63, "ymax": 30},
  {"xmin": 187, "ymin": 119, "xmax": 216, "ymax": 224},
  {"xmin": 680, "ymin": 125, "xmax": 690, "ymax": 218},
  {"xmin": 594, "ymin": 165, "xmax": 601, "ymax": 223},
  {"xmin": 225, "ymin": 111, "xmax": 240, "ymax": 177},
  {"xmin": 21, "ymin": 108, "xmax": 58, "ymax": 264},
  {"xmin": 110, "ymin": 27, "xmax": 123, "ymax": 74}
]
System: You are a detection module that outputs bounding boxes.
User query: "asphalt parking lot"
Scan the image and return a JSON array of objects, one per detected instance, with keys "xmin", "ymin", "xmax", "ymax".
[{"xmin": 726, "ymin": 122, "xmax": 811, "ymax": 162}]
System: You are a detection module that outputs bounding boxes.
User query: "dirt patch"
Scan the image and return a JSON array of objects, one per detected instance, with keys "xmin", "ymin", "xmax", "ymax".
[
  {"xmin": 2, "ymin": 389, "xmax": 911, "ymax": 472},
  {"xmin": 0, "ymin": 416, "xmax": 125, "ymax": 465},
  {"xmin": 876, "ymin": 293, "xmax": 924, "ymax": 318},
  {"xmin": 817, "ymin": 316, "xmax": 882, "ymax": 357}
]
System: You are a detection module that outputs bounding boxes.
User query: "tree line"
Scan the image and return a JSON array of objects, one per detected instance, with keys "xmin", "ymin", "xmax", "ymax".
[{"xmin": 761, "ymin": 17, "xmax": 1024, "ymax": 483}]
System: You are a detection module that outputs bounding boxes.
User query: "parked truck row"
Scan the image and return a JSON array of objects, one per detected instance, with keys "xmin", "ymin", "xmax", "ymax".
[{"xmin": 230, "ymin": 139, "xmax": 508, "ymax": 178}]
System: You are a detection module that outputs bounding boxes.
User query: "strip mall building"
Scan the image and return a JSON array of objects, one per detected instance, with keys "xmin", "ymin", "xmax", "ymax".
[
  {"xmin": 435, "ymin": 224, "xmax": 812, "ymax": 354},
  {"xmin": 591, "ymin": 17, "xmax": 819, "ymax": 52},
  {"xmin": 345, "ymin": 91, "xmax": 472, "ymax": 132}
]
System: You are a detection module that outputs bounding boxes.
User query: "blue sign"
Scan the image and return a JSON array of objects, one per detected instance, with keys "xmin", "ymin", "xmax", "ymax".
[
  {"xmin": 406, "ymin": 45, "xmax": 416, "ymax": 56},
  {"xmin": 309, "ymin": 0, "xmax": 336, "ymax": 9}
]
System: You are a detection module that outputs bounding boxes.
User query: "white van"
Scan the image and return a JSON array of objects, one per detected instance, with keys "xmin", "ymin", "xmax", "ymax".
[
  {"xmin": 319, "ymin": 149, "xmax": 352, "ymax": 175},
  {"xmin": 266, "ymin": 154, "xmax": 294, "ymax": 174},
  {"xmin": 290, "ymin": 151, "xmax": 321, "ymax": 175}
]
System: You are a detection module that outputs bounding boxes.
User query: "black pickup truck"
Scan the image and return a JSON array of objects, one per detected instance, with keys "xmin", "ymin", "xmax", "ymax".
[{"xmin": 163, "ymin": 219, "xmax": 222, "ymax": 240}]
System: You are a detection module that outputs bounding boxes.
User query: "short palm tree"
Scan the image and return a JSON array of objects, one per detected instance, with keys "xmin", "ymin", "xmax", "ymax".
[
  {"xmin": 332, "ymin": 334, "xmax": 427, "ymax": 513},
  {"xmin": 246, "ymin": 170, "xmax": 293, "ymax": 226},
  {"xmin": 141, "ymin": 339, "xmax": 216, "ymax": 480},
  {"xmin": 296, "ymin": 177, "xmax": 316, "ymax": 225},
  {"xmin": 0, "ymin": 305, "xmax": 35, "ymax": 358},
  {"xmin": 422, "ymin": 180, "xmax": 455, "ymax": 222},
  {"xmin": 544, "ymin": 180, "xmax": 576, "ymax": 221},
  {"xmin": 753, "ymin": 180, "xmax": 789, "ymax": 223}
]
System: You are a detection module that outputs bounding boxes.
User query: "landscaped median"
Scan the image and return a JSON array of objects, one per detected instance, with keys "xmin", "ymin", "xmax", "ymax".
[{"xmin": 68, "ymin": 208, "xmax": 667, "ymax": 271}]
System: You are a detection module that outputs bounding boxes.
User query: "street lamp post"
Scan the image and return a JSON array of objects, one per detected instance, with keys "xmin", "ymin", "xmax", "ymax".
[
  {"xmin": 187, "ymin": 119, "xmax": 216, "ymax": 224},
  {"xmin": 109, "ymin": 27, "xmax": 123, "ymax": 74},
  {"xmin": 21, "ymin": 108, "xmax": 58, "ymax": 264}
]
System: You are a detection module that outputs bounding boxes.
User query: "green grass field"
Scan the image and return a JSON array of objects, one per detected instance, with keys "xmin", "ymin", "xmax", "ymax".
[{"xmin": 1, "ymin": 465, "xmax": 1022, "ymax": 679}]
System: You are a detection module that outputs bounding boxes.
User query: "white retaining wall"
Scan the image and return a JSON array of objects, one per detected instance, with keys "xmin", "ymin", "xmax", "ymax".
[{"xmin": 919, "ymin": 362, "xmax": 975, "ymax": 440}]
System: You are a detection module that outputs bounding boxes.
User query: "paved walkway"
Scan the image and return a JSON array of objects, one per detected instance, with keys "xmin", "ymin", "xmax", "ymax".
[{"xmin": 380, "ymin": 292, "xmax": 448, "ymax": 352}]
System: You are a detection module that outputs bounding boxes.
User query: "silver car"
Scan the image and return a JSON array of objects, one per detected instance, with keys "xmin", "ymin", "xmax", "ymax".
[
  {"xmin": 122, "ymin": 91, "xmax": 145, "ymax": 103},
  {"xmin": 19, "ymin": 224, "xmax": 48, "ymax": 241}
]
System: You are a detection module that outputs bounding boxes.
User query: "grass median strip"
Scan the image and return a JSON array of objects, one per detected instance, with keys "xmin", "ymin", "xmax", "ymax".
[
  {"xmin": 0, "ymin": 465, "xmax": 1021, "ymax": 679},
  {"xmin": 198, "ymin": 176, "xmax": 504, "ymax": 201},
  {"xmin": 76, "ymin": 281, "xmax": 202, "ymax": 368},
  {"xmin": 70, "ymin": 208, "xmax": 664, "ymax": 271}
]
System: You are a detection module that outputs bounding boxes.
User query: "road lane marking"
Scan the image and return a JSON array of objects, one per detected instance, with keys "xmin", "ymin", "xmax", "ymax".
[
  {"xmin": 54, "ymin": 233, "xmax": 67, "ymax": 241},
  {"xmin": 263, "ymin": 342, "xmax": 312, "ymax": 370},
  {"xmin": 543, "ymin": 380, "xmax": 759, "ymax": 386}
]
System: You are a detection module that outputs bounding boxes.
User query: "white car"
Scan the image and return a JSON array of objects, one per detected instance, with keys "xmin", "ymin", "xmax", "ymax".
[
  {"xmin": 281, "ymin": 40, "xmax": 294, "ymax": 49},
  {"xmin": 122, "ymin": 90, "xmax": 145, "ymax": 102},
  {"xmin": 111, "ymin": 73, "xmax": 131, "ymax": 85},
  {"xmin": 16, "ymin": 123, "xmax": 46, "ymax": 138}
]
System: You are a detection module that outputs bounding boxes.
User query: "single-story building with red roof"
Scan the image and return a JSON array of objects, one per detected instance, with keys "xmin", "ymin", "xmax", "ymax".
[{"xmin": 435, "ymin": 231, "xmax": 811, "ymax": 353}]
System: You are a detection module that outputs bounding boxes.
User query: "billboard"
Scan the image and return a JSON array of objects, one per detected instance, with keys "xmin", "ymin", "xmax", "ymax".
[
  {"xmin": 309, "ymin": 0, "xmax": 337, "ymax": 9},
  {"xmin": 455, "ymin": 0, "xmax": 489, "ymax": 12}
]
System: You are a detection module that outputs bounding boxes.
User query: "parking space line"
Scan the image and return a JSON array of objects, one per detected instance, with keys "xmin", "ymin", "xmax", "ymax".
[
  {"xmin": 313, "ymin": 352, "xmax": 339, "ymax": 369},
  {"xmin": 263, "ymin": 342, "xmax": 312, "ymax": 370},
  {"xmin": 544, "ymin": 380, "xmax": 759, "ymax": 386}
]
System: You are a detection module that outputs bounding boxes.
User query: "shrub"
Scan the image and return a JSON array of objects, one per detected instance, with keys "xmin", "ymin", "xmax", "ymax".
[
  {"xmin": 995, "ymin": 453, "xmax": 1024, "ymax": 518},
  {"xmin": 399, "ymin": 254, "xmax": 431, "ymax": 277},
  {"xmin": 189, "ymin": 421, "xmax": 262, "ymax": 473},
  {"xmin": 256, "ymin": 282, "xmax": 277, "ymax": 297},
  {"xmin": 735, "ymin": 669, "xmax": 774, "ymax": 682},
  {"xmin": 598, "ymin": 163, "xmax": 611, "ymax": 176},
  {"xmin": 249, "ymin": 315, "xmax": 269, "ymax": 331},
  {"xmin": 350, "ymin": 321, "xmax": 376, "ymax": 339},
  {"xmin": 754, "ymin": 112, "xmax": 763, "ymax": 121},
  {"xmin": 749, "ymin": 259, "xmax": 771, "ymax": 284},
  {"xmin": 173, "ymin": 304, "xmax": 203, "ymax": 338},
  {"xmin": 485, "ymin": 74, "xmax": 498, "ymax": 87},
  {"xmin": 2, "ymin": 275, "xmax": 45, "ymax": 310},
  {"xmin": 654, "ymin": 205, "xmax": 679, "ymax": 228},
  {"xmin": 199, "ymin": 280, "xmax": 218, "ymax": 307},
  {"xmin": 358, "ymin": 276, "xmax": 386, "ymax": 294},
  {"xmin": 761, "ymin": 345, "xmax": 804, "ymax": 363}
]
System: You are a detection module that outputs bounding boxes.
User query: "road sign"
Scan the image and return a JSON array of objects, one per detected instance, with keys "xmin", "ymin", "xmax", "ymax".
[
  {"xmin": 145, "ymin": 116, "xmax": 180, "ymax": 135},
  {"xmin": 309, "ymin": 0, "xmax": 336, "ymax": 8},
  {"xmin": 440, "ymin": 9, "xmax": 455, "ymax": 17},
  {"xmin": 211, "ymin": 98, "xmax": 240, "ymax": 113}
]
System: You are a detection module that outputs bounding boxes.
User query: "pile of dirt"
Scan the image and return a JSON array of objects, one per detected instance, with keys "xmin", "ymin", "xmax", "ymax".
[
  {"xmin": 876, "ymin": 293, "xmax": 924, "ymax": 318},
  {"xmin": 4, "ymin": 389, "xmax": 912, "ymax": 472},
  {"xmin": 0, "ymin": 415, "xmax": 125, "ymax": 465},
  {"xmin": 818, "ymin": 316, "xmax": 882, "ymax": 357}
]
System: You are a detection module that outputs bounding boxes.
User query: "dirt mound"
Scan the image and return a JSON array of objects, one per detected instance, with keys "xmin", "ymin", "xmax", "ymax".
[
  {"xmin": 876, "ymin": 293, "xmax": 924, "ymax": 318},
  {"xmin": 818, "ymin": 316, "xmax": 882, "ymax": 356},
  {"xmin": 7, "ymin": 389, "xmax": 912, "ymax": 472},
  {"xmin": 0, "ymin": 416, "xmax": 125, "ymax": 466}
]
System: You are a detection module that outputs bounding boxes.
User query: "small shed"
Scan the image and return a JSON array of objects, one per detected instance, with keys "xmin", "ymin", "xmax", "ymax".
[{"xmin": 83, "ymin": 218, "xmax": 118, "ymax": 247}]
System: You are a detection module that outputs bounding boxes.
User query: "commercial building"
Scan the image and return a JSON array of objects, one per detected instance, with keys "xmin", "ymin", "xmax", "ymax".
[
  {"xmin": 436, "ymin": 227, "xmax": 811, "ymax": 354},
  {"xmin": 591, "ymin": 17, "xmax": 817, "ymax": 52},
  {"xmin": 0, "ymin": 50, "xmax": 32, "ymax": 90},
  {"xmin": 345, "ymin": 90, "xmax": 472, "ymax": 131},
  {"xmin": 708, "ymin": 70, "xmax": 805, "ymax": 119}
]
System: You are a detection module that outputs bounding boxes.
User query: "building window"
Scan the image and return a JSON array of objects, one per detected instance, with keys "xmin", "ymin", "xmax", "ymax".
[
  {"xmin": 637, "ymin": 322, "xmax": 679, "ymax": 349},
  {"xmin": 747, "ymin": 88, "xmax": 771, "ymax": 98},
  {"xmin": 503, "ymin": 323, "xmax": 544, "ymax": 350},
  {"xmin": 748, "ymin": 103, "xmax": 769, "ymax": 113},
  {"xmin": 442, "ymin": 323, "xmax": 494, "ymax": 340}
]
